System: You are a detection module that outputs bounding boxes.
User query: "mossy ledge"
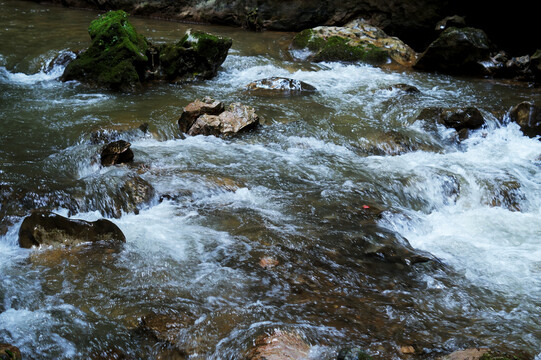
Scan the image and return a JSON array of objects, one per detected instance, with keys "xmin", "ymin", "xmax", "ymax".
[{"xmin": 61, "ymin": 10, "xmax": 232, "ymax": 91}]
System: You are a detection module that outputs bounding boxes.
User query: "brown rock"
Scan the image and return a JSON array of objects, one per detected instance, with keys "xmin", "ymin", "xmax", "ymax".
[
  {"xmin": 401, "ymin": 345, "xmax": 415, "ymax": 354},
  {"xmin": 18, "ymin": 211, "xmax": 126, "ymax": 249},
  {"xmin": 416, "ymin": 107, "xmax": 485, "ymax": 132},
  {"xmin": 508, "ymin": 102, "xmax": 541, "ymax": 138},
  {"xmin": 188, "ymin": 103, "xmax": 260, "ymax": 136},
  {"xmin": 0, "ymin": 343, "xmax": 22, "ymax": 360},
  {"xmin": 178, "ymin": 97, "xmax": 224, "ymax": 133},
  {"xmin": 438, "ymin": 348, "xmax": 490, "ymax": 360},
  {"xmin": 245, "ymin": 329, "xmax": 310, "ymax": 360},
  {"xmin": 100, "ymin": 140, "xmax": 134, "ymax": 166},
  {"xmin": 259, "ymin": 256, "xmax": 279, "ymax": 269},
  {"xmin": 139, "ymin": 311, "xmax": 196, "ymax": 344},
  {"xmin": 246, "ymin": 77, "xmax": 317, "ymax": 95}
]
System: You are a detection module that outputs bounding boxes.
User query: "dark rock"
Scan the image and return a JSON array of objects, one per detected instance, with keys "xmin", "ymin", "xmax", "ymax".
[
  {"xmin": 416, "ymin": 107, "xmax": 485, "ymax": 133},
  {"xmin": 291, "ymin": 20, "xmax": 417, "ymax": 66},
  {"xmin": 61, "ymin": 10, "xmax": 149, "ymax": 91},
  {"xmin": 245, "ymin": 329, "xmax": 310, "ymax": 360},
  {"xmin": 0, "ymin": 344, "xmax": 21, "ymax": 360},
  {"xmin": 529, "ymin": 49, "xmax": 541, "ymax": 81},
  {"xmin": 508, "ymin": 102, "xmax": 541, "ymax": 138},
  {"xmin": 487, "ymin": 180, "xmax": 524, "ymax": 212},
  {"xmin": 116, "ymin": 176, "xmax": 156, "ymax": 216},
  {"xmin": 387, "ymin": 83, "xmax": 420, "ymax": 94},
  {"xmin": 178, "ymin": 97, "xmax": 225, "ymax": 134},
  {"xmin": 187, "ymin": 103, "xmax": 260, "ymax": 136},
  {"xmin": 100, "ymin": 140, "xmax": 134, "ymax": 166},
  {"xmin": 18, "ymin": 211, "xmax": 126, "ymax": 249},
  {"xmin": 337, "ymin": 347, "xmax": 373, "ymax": 360},
  {"xmin": 157, "ymin": 28, "xmax": 232, "ymax": 83},
  {"xmin": 435, "ymin": 15, "xmax": 466, "ymax": 31},
  {"xmin": 414, "ymin": 27, "xmax": 492, "ymax": 75},
  {"xmin": 246, "ymin": 77, "xmax": 317, "ymax": 95},
  {"xmin": 46, "ymin": 50, "xmax": 78, "ymax": 74}
]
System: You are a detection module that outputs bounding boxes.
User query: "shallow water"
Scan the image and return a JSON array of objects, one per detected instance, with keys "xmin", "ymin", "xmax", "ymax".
[{"xmin": 1, "ymin": 1, "xmax": 541, "ymax": 359}]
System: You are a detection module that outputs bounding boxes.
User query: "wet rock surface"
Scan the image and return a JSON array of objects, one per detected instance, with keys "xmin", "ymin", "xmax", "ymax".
[
  {"xmin": 245, "ymin": 329, "xmax": 310, "ymax": 360},
  {"xmin": 290, "ymin": 19, "xmax": 417, "ymax": 66},
  {"xmin": 0, "ymin": 344, "xmax": 21, "ymax": 360},
  {"xmin": 18, "ymin": 211, "xmax": 126, "ymax": 248},
  {"xmin": 416, "ymin": 107, "xmax": 485, "ymax": 139},
  {"xmin": 337, "ymin": 347, "xmax": 373, "ymax": 359},
  {"xmin": 61, "ymin": 10, "xmax": 231, "ymax": 90},
  {"xmin": 101, "ymin": 140, "xmax": 134, "ymax": 166},
  {"xmin": 179, "ymin": 98, "xmax": 260, "ymax": 136},
  {"xmin": 246, "ymin": 77, "xmax": 317, "ymax": 96},
  {"xmin": 507, "ymin": 102, "xmax": 541, "ymax": 138},
  {"xmin": 414, "ymin": 27, "xmax": 492, "ymax": 75}
]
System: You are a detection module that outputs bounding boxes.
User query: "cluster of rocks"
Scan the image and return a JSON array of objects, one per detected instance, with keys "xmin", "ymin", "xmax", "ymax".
[{"xmin": 61, "ymin": 10, "xmax": 232, "ymax": 91}]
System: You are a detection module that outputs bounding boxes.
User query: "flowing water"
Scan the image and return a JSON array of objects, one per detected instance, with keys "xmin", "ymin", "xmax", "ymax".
[{"xmin": 1, "ymin": 1, "xmax": 541, "ymax": 359}]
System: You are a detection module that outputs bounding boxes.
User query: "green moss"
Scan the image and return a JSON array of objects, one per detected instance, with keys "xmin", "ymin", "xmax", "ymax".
[
  {"xmin": 62, "ymin": 10, "xmax": 149, "ymax": 90},
  {"xmin": 291, "ymin": 29, "xmax": 315, "ymax": 49}
]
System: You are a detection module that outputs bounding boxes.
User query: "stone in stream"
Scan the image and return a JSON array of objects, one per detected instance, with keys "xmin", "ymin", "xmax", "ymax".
[
  {"xmin": 414, "ymin": 27, "xmax": 493, "ymax": 75},
  {"xmin": 415, "ymin": 107, "xmax": 485, "ymax": 140},
  {"xmin": 337, "ymin": 347, "xmax": 373, "ymax": 360},
  {"xmin": 0, "ymin": 344, "xmax": 21, "ymax": 360},
  {"xmin": 245, "ymin": 329, "xmax": 310, "ymax": 360},
  {"xmin": 188, "ymin": 103, "xmax": 260, "ymax": 136},
  {"xmin": 90, "ymin": 123, "xmax": 149, "ymax": 145},
  {"xmin": 100, "ymin": 140, "xmax": 134, "ymax": 166},
  {"xmin": 435, "ymin": 15, "xmax": 467, "ymax": 32},
  {"xmin": 178, "ymin": 97, "xmax": 225, "ymax": 133},
  {"xmin": 61, "ymin": 10, "xmax": 232, "ymax": 91},
  {"xmin": 18, "ymin": 211, "xmax": 125, "ymax": 249},
  {"xmin": 245, "ymin": 77, "xmax": 317, "ymax": 95},
  {"xmin": 290, "ymin": 19, "xmax": 418, "ymax": 67},
  {"xmin": 386, "ymin": 83, "xmax": 420, "ymax": 94},
  {"xmin": 507, "ymin": 102, "xmax": 541, "ymax": 138}
]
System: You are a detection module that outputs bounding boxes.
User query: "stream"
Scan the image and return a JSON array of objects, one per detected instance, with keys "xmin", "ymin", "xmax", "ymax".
[{"xmin": 1, "ymin": 1, "xmax": 541, "ymax": 359}]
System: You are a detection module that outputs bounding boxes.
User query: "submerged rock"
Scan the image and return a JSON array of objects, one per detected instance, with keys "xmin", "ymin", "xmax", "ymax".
[
  {"xmin": 386, "ymin": 83, "xmax": 421, "ymax": 94},
  {"xmin": 416, "ymin": 107, "xmax": 485, "ymax": 139},
  {"xmin": 246, "ymin": 77, "xmax": 317, "ymax": 95},
  {"xmin": 414, "ymin": 27, "xmax": 492, "ymax": 75},
  {"xmin": 438, "ymin": 348, "xmax": 491, "ymax": 360},
  {"xmin": 18, "ymin": 211, "xmax": 125, "ymax": 248},
  {"xmin": 139, "ymin": 311, "xmax": 196, "ymax": 344},
  {"xmin": 507, "ymin": 102, "xmax": 541, "ymax": 138},
  {"xmin": 0, "ymin": 344, "xmax": 21, "ymax": 360},
  {"xmin": 291, "ymin": 19, "xmax": 417, "ymax": 66},
  {"xmin": 100, "ymin": 140, "xmax": 134, "ymax": 166},
  {"xmin": 245, "ymin": 329, "xmax": 310, "ymax": 360},
  {"xmin": 337, "ymin": 347, "xmax": 373, "ymax": 360},
  {"xmin": 61, "ymin": 10, "xmax": 231, "ymax": 91}
]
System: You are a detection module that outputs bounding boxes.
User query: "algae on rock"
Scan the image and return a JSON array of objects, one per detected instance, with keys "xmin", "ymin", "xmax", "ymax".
[{"xmin": 61, "ymin": 10, "xmax": 232, "ymax": 91}]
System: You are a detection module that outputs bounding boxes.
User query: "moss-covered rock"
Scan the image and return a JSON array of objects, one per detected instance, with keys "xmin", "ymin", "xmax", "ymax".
[
  {"xmin": 62, "ymin": 10, "xmax": 149, "ymax": 91},
  {"xmin": 158, "ymin": 29, "xmax": 232, "ymax": 83},
  {"xmin": 290, "ymin": 20, "xmax": 418, "ymax": 66}
]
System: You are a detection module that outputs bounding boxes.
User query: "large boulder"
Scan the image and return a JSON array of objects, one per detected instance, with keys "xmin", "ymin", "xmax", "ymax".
[
  {"xmin": 18, "ymin": 211, "xmax": 126, "ymax": 249},
  {"xmin": 178, "ymin": 97, "xmax": 225, "ymax": 133},
  {"xmin": 245, "ymin": 329, "xmax": 310, "ymax": 360},
  {"xmin": 157, "ymin": 29, "xmax": 232, "ymax": 83},
  {"xmin": 62, "ymin": 10, "xmax": 149, "ymax": 91},
  {"xmin": 100, "ymin": 140, "xmax": 134, "ymax": 166},
  {"xmin": 414, "ymin": 27, "xmax": 492, "ymax": 75},
  {"xmin": 291, "ymin": 19, "xmax": 418, "ymax": 66},
  {"xmin": 62, "ymin": 11, "xmax": 231, "ymax": 91},
  {"xmin": 508, "ymin": 102, "xmax": 541, "ymax": 138},
  {"xmin": 416, "ymin": 106, "xmax": 485, "ymax": 139}
]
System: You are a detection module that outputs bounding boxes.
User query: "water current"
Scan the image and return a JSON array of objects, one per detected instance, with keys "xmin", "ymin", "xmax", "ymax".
[{"xmin": 1, "ymin": 1, "xmax": 540, "ymax": 358}]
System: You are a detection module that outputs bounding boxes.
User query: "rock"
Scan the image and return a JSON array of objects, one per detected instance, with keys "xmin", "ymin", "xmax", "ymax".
[
  {"xmin": 245, "ymin": 77, "xmax": 317, "ymax": 95},
  {"xmin": 387, "ymin": 83, "xmax": 420, "ymax": 94},
  {"xmin": 337, "ymin": 347, "xmax": 373, "ymax": 360},
  {"xmin": 438, "ymin": 348, "xmax": 490, "ymax": 360},
  {"xmin": 245, "ymin": 329, "xmax": 310, "ymax": 360},
  {"xmin": 61, "ymin": 11, "xmax": 232, "ymax": 91},
  {"xmin": 187, "ymin": 103, "xmax": 260, "ymax": 136},
  {"xmin": 90, "ymin": 123, "xmax": 149, "ymax": 145},
  {"xmin": 62, "ymin": 10, "xmax": 149, "ymax": 91},
  {"xmin": 178, "ymin": 97, "xmax": 225, "ymax": 133},
  {"xmin": 507, "ymin": 102, "xmax": 541, "ymax": 138},
  {"xmin": 100, "ymin": 140, "xmax": 134, "ymax": 166},
  {"xmin": 139, "ymin": 311, "xmax": 196, "ymax": 344},
  {"xmin": 116, "ymin": 175, "xmax": 156, "ymax": 217},
  {"xmin": 414, "ymin": 27, "xmax": 492, "ymax": 75},
  {"xmin": 529, "ymin": 49, "xmax": 541, "ymax": 81},
  {"xmin": 487, "ymin": 180, "xmax": 524, "ymax": 212},
  {"xmin": 18, "ymin": 211, "xmax": 126, "ymax": 249},
  {"xmin": 354, "ymin": 130, "xmax": 440, "ymax": 156},
  {"xmin": 416, "ymin": 107, "xmax": 485, "ymax": 136},
  {"xmin": 46, "ymin": 50, "xmax": 78, "ymax": 74},
  {"xmin": 0, "ymin": 344, "xmax": 21, "ymax": 360},
  {"xmin": 435, "ymin": 15, "xmax": 466, "ymax": 31},
  {"xmin": 157, "ymin": 28, "xmax": 232, "ymax": 83},
  {"xmin": 259, "ymin": 256, "xmax": 279, "ymax": 269},
  {"xmin": 290, "ymin": 19, "xmax": 418, "ymax": 66},
  {"xmin": 90, "ymin": 348, "xmax": 133, "ymax": 360},
  {"xmin": 401, "ymin": 345, "xmax": 415, "ymax": 354}
]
